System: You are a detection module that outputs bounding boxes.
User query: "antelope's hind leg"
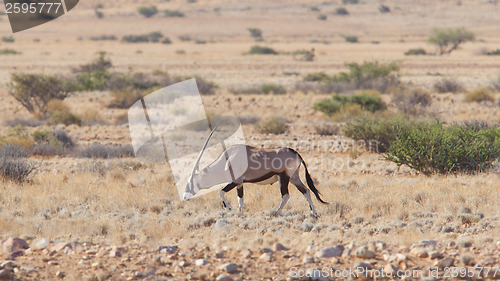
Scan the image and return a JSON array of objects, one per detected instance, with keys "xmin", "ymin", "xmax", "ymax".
[
  {"xmin": 290, "ymin": 172, "xmax": 318, "ymax": 217},
  {"xmin": 220, "ymin": 182, "xmax": 237, "ymax": 210},
  {"xmin": 276, "ymin": 174, "xmax": 290, "ymax": 214},
  {"xmin": 237, "ymin": 185, "xmax": 244, "ymax": 216}
]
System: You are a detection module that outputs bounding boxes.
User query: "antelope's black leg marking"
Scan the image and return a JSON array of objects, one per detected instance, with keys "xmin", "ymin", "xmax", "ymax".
[
  {"xmin": 220, "ymin": 182, "xmax": 237, "ymax": 210},
  {"xmin": 237, "ymin": 185, "xmax": 244, "ymax": 215},
  {"xmin": 277, "ymin": 173, "xmax": 290, "ymax": 213}
]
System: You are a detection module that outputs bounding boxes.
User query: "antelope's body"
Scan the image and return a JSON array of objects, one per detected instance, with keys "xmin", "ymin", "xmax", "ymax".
[{"xmin": 184, "ymin": 144, "xmax": 327, "ymax": 216}]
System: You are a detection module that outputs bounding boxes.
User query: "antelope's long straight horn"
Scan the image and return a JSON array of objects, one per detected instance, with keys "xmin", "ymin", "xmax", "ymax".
[{"xmin": 190, "ymin": 126, "xmax": 217, "ymax": 180}]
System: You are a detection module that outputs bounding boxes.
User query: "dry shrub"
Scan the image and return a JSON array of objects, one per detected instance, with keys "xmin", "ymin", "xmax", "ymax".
[
  {"xmin": 331, "ymin": 104, "xmax": 364, "ymax": 122},
  {"xmin": 47, "ymin": 99, "xmax": 70, "ymax": 115},
  {"xmin": 49, "ymin": 110, "xmax": 82, "ymax": 126},
  {"xmin": 434, "ymin": 78, "xmax": 464, "ymax": 93},
  {"xmin": 0, "ymin": 145, "xmax": 36, "ymax": 183},
  {"xmin": 314, "ymin": 121, "xmax": 339, "ymax": 135},
  {"xmin": 256, "ymin": 116, "xmax": 289, "ymax": 134},
  {"xmin": 465, "ymin": 88, "xmax": 495, "ymax": 103},
  {"xmin": 81, "ymin": 109, "xmax": 107, "ymax": 126},
  {"xmin": 392, "ymin": 88, "xmax": 432, "ymax": 116}
]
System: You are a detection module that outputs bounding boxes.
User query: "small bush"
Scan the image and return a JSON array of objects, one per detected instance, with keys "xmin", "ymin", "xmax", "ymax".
[
  {"xmin": 379, "ymin": 4, "xmax": 390, "ymax": 13},
  {"xmin": 342, "ymin": 0, "xmax": 358, "ymax": 4},
  {"xmin": 304, "ymin": 72, "xmax": 331, "ymax": 83},
  {"xmin": 317, "ymin": 14, "xmax": 327, "ymax": 20},
  {"xmin": 122, "ymin": 32, "xmax": 164, "ymax": 43},
  {"xmin": 261, "ymin": 84, "xmax": 286, "ymax": 95},
  {"xmin": 178, "ymin": 35, "xmax": 191, "ymax": 42},
  {"xmin": 248, "ymin": 28, "xmax": 263, "ymax": 40},
  {"xmin": 491, "ymin": 77, "xmax": 500, "ymax": 92},
  {"xmin": 138, "ymin": 6, "xmax": 158, "ymax": 18},
  {"xmin": 343, "ymin": 115, "xmax": 424, "ymax": 152},
  {"xmin": 433, "ymin": 78, "xmax": 463, "ymax": 93},
  {"xmin": 5, "ymin": 118, "xmax": 43, "ymax": 127},
  {"xmin": 314, "ymin": 121, "xmax": 339, "ymax": 135},
  {"xmin": 75, "ymin": 144, "xmax": 134, "ymax": 159},
  {"xmin": 465, "ymin": 88, "xmax": 495, "ymax": 103},
  {"xmin": 310, "ymin": 6, "xmax": 320, "ymax": 12},
  {"xmin": 81, "ymin": 109, "xmax": 107, "ymax": 126},
  {"xmin": 335, "ymin": 7, "xmax": 349, "ymax": 15},
  {"xmin": 344, "ymin": 36, "xmax": 358, "ymax": 43},
  {"xmin": 31, "ymin": 128, "xmax": 74, "ymax": 156},
  {"xmin": 108, "ymin": 87, "xmax": 150, "ymax": 109},
  {"xmin": 292, "ymin": 49, "xmax": 315, "ymax": 61},
  {"xmin": 385, "ymin": 122, "xmax": 500, "ymax": 174},
  {"xmin": 47, "ymin": 99, "xmax": 70, "ymax": 115},
  {"xmin": 331, "ymin": 104, "xmax": 364, "ymax": 122},
  {"xmin": 256, "ymin": 116, "xmax": 289, "ymax": 135},
  {"xmin": 89, "ymin": 35, "xmax": 117, "ymax": 41},
  {"xmin": 404, "ymin": 48, "xmax": 426, "ymax": 56},
  {"xmin": 392, "ymin": 88, "xmax": 432, "ymax": 116},
  {"xmin": 0, "ymin": 145, "xmax": 36, "ymax": 183},
  {"xmin": 487, "ymin": 49, "xmax": 500, "ymax": 55},
  {"xmin": 195, "ymin": 76, "xmax": 218, "ymax": 95},
  {"xmin": 49, "ymin": 110, "xmax": 82, "ymax": 126},
  {"xmin": 313, "ymin": 92, "xmax": 386, "ymax": 116},
  {"xmin": 248, "ymin": 45, "xmax": 278, "ymax": 55},
  {"xmin": 0, "ymin": 48, "xmax": 21, "ymax": 55},
  {"xmin": 164, "ymin": 10, "xmax": 185, "ymax": 17},
  {"xmin": 1, "ymin": 36, "xmax": 15, "ymax": 43},
  {"xmin": 162, "ymin": 37, "xmax": 172, "ymax": 44},
  {"xmin": 239, "ymin": 115, "xmax": 261, "ymax": 125}
]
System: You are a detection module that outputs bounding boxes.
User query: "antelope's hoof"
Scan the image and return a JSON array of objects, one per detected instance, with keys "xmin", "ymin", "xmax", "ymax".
[{"xmin": 310, "ymin": 213, "xmax": 320, "ymax": 219}]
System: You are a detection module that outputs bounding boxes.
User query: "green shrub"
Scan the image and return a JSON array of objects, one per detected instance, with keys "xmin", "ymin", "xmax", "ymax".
[
  {"xmin": 292, "ymin": 49, "xmax": 315, "ymax": 61},
  {"xmin": 335, "ymin": 7, "xmax": 349, "ymax": 15},
  {"xmin": 248, "ymin": 45, "xmax": 278, "ymax": 55},
  {"xmin": 1, "ymin": 36, "xmax": 15, "ymax": 43},
  {"xmin": 248, "ymin": 28, "xmax": 263, "ymax": 40},
  {"xmin": 344, "ymin": 36, "xmax": 358, "ymax": 43},
  {"xmin": 0, "ymin": 48, "xmax": 21, "ymax": 55},
  {"xmin": 465, "ymin": 88, "xmax": 495, "ymax": 103},
  {"xmin": 122, "ymin": 32, "xmax": 164, "ymax": 43},
  {"xmin": 164, "ymin": 10, "xmax": 185, "ymax": 17},
  {"xmin": 310, "ymin": 6, "xmax": 320, "ymax": 12},
  {"xmin": 487, "ymin": 49, "xmax": 500, "ymax": 55},
  {"xmin": 89, "ymin": 35, "xmax": 117, "ymax": 41},
  {"xmin": 434, "ymin": 78, "xmax": 463, "ymax": 93},
  {"xmin": 379, "ymin": 4, "xmax": 390, "ymax": 13},
  {"xmin": 8, "ymin": 73, "xmax": 72, "ymax": 116},
  {"xmin": 313, "ymin": 93, "xmax": 387, "ymax": 116},
  {"xmin": 404, "ymin": 48, "xmax": 426, "ymax": 55},
  {"xmin": 317, "ymin": 14, "xmax": 327, "ymax": 20},
  {"xmin": 385, "ymin": 122, "xmax": 500, "ymax": 174},
  {"xmin": 304, "ymin": 72, "xmax": 331, "ymax": 83},
  {"xmin": 162, "ymin": 37, "xmax": 172, "ymax": 44},
  {"xmin": 49, "ymin": 110, "xmax": 82, "ymax": 126},
  {"xmin": 342, "ymin": 0, "xmax": 358, "ymax": 4},
  {"xmin": 343, "ymin": 115, "xmax": 424, "ymax": 152},
  {"xmin": 261, "ymin": 84, "xmax": 286, "ymax": 95},
  {"xmin": 108, "ymin": 87, "xmax": 152, "ymax": 109},
  {"xmin": 256, "ymin": 116, "xmax": 289, "ymax": 134},
  {"xmin": 428, "ymin": 27, "xmax": 475, "ymax": 55},
  {"xmin": 138, "ymin": 6, "xmax": 158, "ymax": 18}
]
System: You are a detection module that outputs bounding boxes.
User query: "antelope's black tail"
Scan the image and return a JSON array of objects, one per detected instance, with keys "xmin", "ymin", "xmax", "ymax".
[{"xmin": 289, "ymin": 148, "xmax": 328, "ymax": 204}]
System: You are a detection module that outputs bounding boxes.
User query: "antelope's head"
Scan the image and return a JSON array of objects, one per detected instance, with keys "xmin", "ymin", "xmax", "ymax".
[{"xmin": 183, "ymin": 127, "xmax": 216, "ymax": 201}]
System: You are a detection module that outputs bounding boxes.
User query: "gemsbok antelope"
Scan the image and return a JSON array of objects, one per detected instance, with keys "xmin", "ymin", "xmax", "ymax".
[{"xmin": 183, "ymin": 128, "xmax": 328, "ymax": 216}]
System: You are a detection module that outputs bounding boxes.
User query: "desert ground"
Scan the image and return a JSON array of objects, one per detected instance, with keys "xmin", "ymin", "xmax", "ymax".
[{"xmin": 0, "ymin": 0, "xmax": 500, "ymax": 280}]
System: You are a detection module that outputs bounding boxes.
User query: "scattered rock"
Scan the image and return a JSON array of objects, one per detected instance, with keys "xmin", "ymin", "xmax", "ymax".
[
  {"xmin": 273, "ymin": 243, "xmax": 288, "ymax": 251},
  {"xmin": 315, "ymin": 246, "xmax": 344, "ymax": 258},
  {"xmin": 259, "ymin": 253, "xmax": 272, "ymax": 262},
  {"xmin": 240, "ymin": 249, "xmax": 252, "ymax": 259},
  {"xmin": 384, "ymin": 264, "xmax": 398, "ymax": 275},
  {"xmin": 55, "ymin": 271, "xmax": 65, "ymax": 279},
  {"xmin": 438, "ymin": 257, "xmax": 454, "ymax": 268},
  {"xmin": 219, "ymin": 263, "xmax": 238, "ymax": 273},
  {"xmin": 429, "ymin": 251, "xmax": 442, "ymax": 259},
  {"xmin": 0, "ymin": 269, "xmax": 12, "ymax": 280},
  {"xmin": 216, "ymin": 274, "xmax": 233, "ymax": 281},
  {"xmin": 303, "ymin": 256, "xmax": 315, "ymax": 263},
  {"xmin": 2, "ymin": 237, "xmax": 29, "ymax": 255},
  {"xmin": 158, "ymin": 245, "xmax": 178, "ymax": 254},
  {"xmin": 195, "ymin": 259, "xmax": 209, "ymax": 266},
  {"xmin": 350, "ymin": 216, "xmax": 364, "ymax": 224},
  {"xmin": 459, "ymin": 254, "xmax": 474, "ymax": 265},
  {"xmin": 354, "ymin": 246, "xmax": 376, "ymax": 259},
  {"xmin": 30, "ymin": 238, "xmax": 49, "ymax": 251},
  {"xmin": 410, "ymin": 247, "xmax": 428, "ymax": 258}
]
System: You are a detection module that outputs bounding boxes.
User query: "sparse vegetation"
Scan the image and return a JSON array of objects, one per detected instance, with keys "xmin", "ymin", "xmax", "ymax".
[
  {"xmin": 317, "ymin": 14, "xmax": 327, "ymax": 20},
  {"xmin": 122, "ymin": 31, "xmax": 165, "ymax": 43},
  {"xmin": 49, "ymin": 110, "xmax": 82, "ymax": 126},
  {"xmin": 392, "ymin": 88, "xmax": 432, "ymax": 116},
  {"xmin": 344, "ymin": 36, "xmax": 358, "ymax": 43},
  {"xmin": 428, "ymin": 27, "xmax": 475, "ymax": 55},
  {"xmin": 0, "ymin": 48, "xmax": 21, "ymax": 55},
  {"xmin": 486, "ymin": 49, "xmax": 500, "ymax": 55},
  {"xmin": 314, "ymin": 121, "xmax": 340, "ymax": 136},
  {"xmin": 89, "ymin": 35, "xmax": 117, "ymax": 41},
  {"xmin": 248, "ymin": 45, "xmax": 278, "ymax": 55},
  {"xmin": 335, "ymin": 7, "xmax": 349, "ymax": 15},
  {"xmin": 434, "ymin": 78, "xmax": 464, "ymax": 93},
  {"xmin": 0, "ymin": 145, "xmax": 36, "ymax": 183},
  {"xmin": 261, "ymin": 84, "xmax": 286, "ymax": 95},
  {"xmin": 164, "ymin": 10, "xmax": 185, "ymax": 18},
  {"xmin": 137, "ymin": 6, "xmax": 158, "ymax": 18},
  {"xmin": 313, "ymin": 92, "xmax": 387, "ymax": 117},
  {"xmin": 342, "ymin": 0, "xmax": 358, "ymax": 4},
  {"xmin": 248, "ymin": 28, "xmax": 263, "ymax": 40},
  {"xmin": 404, "ymin": 48, "xmax": 426, "ymax": 55},
  {"xmin": 464, "ymin": 88, "xmax": 495, "ymax": 103},
  {"xmin": 1, "ymin": 36, "xmax": 15, "ymax": 43},
  {"xmin": 256, "ymin": 116, "xmax": 289, "ymax": 134},
  {"xmin": 379, "ymin": 4, "xmax": 390, "ymax": 13},
  {"xmin": 292, "ymin": 49, "xmax": 315, "ymax": 61},
  {"xmin": 75, "ymin": 144, "xmax": 134, "ymax": 159}
]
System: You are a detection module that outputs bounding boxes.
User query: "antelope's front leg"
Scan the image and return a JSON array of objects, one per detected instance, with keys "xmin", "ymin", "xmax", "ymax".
[
  {"xmin": 237, "ymin": 185, "xmax": 244, "ymax": 216},
  {"xmin": 220, "ymin": 182, "xmax": 237, "ymax": 210}
]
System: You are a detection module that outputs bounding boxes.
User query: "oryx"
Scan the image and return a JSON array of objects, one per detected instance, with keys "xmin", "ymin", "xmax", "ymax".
[{"xmin": 183, "ymin": 129, "xmax": 328, "ymax": 216}]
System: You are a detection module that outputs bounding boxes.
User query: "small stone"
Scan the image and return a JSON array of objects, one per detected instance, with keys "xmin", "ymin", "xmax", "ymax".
[
  {"xmin": 384, "ymin": 264, "xmax": 398, "ymax": 275},
  {"xmin": 303, "ymin": 256, "xmax": 315, "ymax": 263},
  {"xmin": 195, "ymin": 259, "xmax": 209, "ymax": 266},
  {"xmin": 429, "ymin": 251, "xmax": 442, "ymax": 259},
  {"xmin": 410, "ymin": 247, "xmax": 428, "ymax": 258},
  {"xmin": 260, "ymin": 247, "xmax": 273, "ymax": 254},
  {"xmin": 350, "ymin": 216, "xmax": 364, "ymax": 224},
  {"xmin": 480, "ymin": 257, "xmax": 496, "ymax": 266},
  {"xmin": 459, "ymin": 254, "xmax": 474, "ymax": 265},
  {"xmin": 158, "ymin": 245, "xmax": 178, "ymax": 254},
  {"xmin": 86, "ymin": 249, "xmax": 98, "ymax": 255},
  {"xmin": 273, "ymin": 243, "xmax": 288, "ymax": 251},
  {"xmin": 315, "ymin": 246, "xmax": 344, "ymax": 258},
  {"xmin": 215, "ymin": 250, "xmax": 226, "ymax": 258},
  {"xmin": 179, "ymin": 261, "xmax": 190, "ymax": 267},
  {"xmin": 31, "ymin": 238, "xmax": 49, "ymax": 251},
  {"xmin": 219, "ymin": 263, "xmax": 238, "ymax": 273},
  {"xmin": 438, "ymin": 257, "xmax": 454, "ymax": 268},
  {"xmin": 354, "ymin": 246, "xmax": 376, "ymax": 259},
  {"xmin": 0, "ymin": 269, "xmax": 13, "ymax": 280},
  {"xmin": 56, "ymin": 271, "xmax": 65, "ymax": 279},
  {"xmin": 109, "ymin": 249, "xmax": 122, "ymax": 257},
  {"xmin": 354, "ymin": 262, "xmax": 372, "ymax": 270},
  {"xmin": 0, "ymin": 261, "xmax": 15, "ymax": 269},
  {"xmin": 216, "ymin": 274, "xmax": 233, "ymax": 281},
  {"xmin": 240, "ymin": 249, "xmax": 252, "ymax": 259},
  {"xmin": 457, "ymin": 239, "xmax": 473, "ymax": 248},
  {"xmin": 91, "ymin": 262, "xmax": 100, "ymax": 268},
  {"xmin": 259, "ymin": 253, "xmax": 272, "ymax": 262}
]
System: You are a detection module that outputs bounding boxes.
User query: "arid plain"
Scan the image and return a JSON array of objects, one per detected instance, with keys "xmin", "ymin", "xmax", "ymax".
[{"xmin": 0, "ymin": 0, "xmax": 500, "ymax": 280}]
